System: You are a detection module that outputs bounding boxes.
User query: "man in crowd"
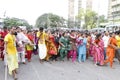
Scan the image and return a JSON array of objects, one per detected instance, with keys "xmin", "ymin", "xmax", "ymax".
[{"xmin": 102, "ymin": 32, "xmax": 109, "ymax": 60}]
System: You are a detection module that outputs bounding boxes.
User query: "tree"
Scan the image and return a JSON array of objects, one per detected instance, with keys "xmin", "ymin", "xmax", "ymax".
[
  {"xmin": 4, "ymin": 17, "xmax": 31, "ymax": 28},
  {"xmin": 35, "ymin": 13, "xmax": 65, "ymax": 28},
  {"xmin": 99, "ymin": 15, "xmax": 108, "ymax": 23},
  {"xmin": 76, "ymin": 9, "xmax": 98, "ymax": 29}
]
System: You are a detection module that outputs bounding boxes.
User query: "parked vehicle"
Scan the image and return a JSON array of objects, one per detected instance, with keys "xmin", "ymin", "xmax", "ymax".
[
  {"xmin": 90, "ymin": 28, "xmax": 105, "ymax": 33},
  {"xmin": 105, "ymin": 24, "xmax": 120, "ymax": 32}
]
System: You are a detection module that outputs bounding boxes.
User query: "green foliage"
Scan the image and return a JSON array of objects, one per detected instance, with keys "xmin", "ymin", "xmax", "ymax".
[
  {"xmin": 76, "ymin": 8, "xmax": 85, "ymax": 20},
  {"xmin": 35, "ymin": 13, "xmax": 65, "ymax": 28},
  {"xmin": 4, "ymin": 17, "xmax": 30, "ymax": 28},
  {"xmin": 77, "ymin": 9, "xmax": 98, "ymax": 29},
  {"xmin": 99, "ymin": 15, "xmax": 108, "ymax": 23}
]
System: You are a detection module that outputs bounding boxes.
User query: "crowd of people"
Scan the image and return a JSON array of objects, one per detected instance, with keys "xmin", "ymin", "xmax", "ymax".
[{"xmin": 0, "ymin": 26, "xmax": 120, "ymax": 80}]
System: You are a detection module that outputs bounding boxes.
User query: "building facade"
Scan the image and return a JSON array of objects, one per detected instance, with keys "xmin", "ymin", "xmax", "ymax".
[
  {"xmin": 108, "ymin": 0, "xmax": 120, "ymax": 24},
  {"xmin": 86, "ymin": 0, "xmax": 93, "ymax": 9},
  {"xmin": 78, "ymin": 0, "xmax": 93, "ymax": 28},
  {"xmin": 68, "ymin": 0, "xmax": 75, "ymax": 27}
]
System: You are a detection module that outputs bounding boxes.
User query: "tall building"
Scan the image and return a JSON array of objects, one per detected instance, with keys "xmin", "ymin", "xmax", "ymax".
[
  {"xmin": 108, "ymin": 0, "xmax": 120, "ymax": 24},
  {"xmin": 68, "ymin": 0, "xmax": 75, "ymax": 27},
  {"xmin": 78, "ymin": 0, "xmax": 93, "ymax": 28},
  {"xmin": 86, "ymin": 0, "xmax": 93, "ymax": 9}
]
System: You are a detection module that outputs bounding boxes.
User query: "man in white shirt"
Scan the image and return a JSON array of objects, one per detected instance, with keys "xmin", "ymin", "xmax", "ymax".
[
  {"xmin": 102, "ymin": 32, "xmax": 109, "ymax": 60},
  {"xmin": 91, "ymin": 32, "xmax": 96, "ymax": 41},
  {"xmin": 16, "ymin": 27, "xmax": 30, "ymax": 64}
]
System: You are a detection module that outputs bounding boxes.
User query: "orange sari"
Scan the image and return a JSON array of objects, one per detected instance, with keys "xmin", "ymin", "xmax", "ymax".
[{"xmin": 105, "ymin": 37, "xmax": 117, "ymax": 68}]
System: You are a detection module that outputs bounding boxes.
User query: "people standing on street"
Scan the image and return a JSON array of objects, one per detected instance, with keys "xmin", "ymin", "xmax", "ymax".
[
  {"xmin": 33, "ymin": 30, "xmax": 38, "ymax": 55},
  {"xmin": 4, "ymin": 27, "xmax": 18, "ymax": 80},
  {"xmin": 77, "ymin": 33, "xmax": 87, "ymax": 63},
  {"xmin": 25, "ymin": 30, "xmax": 34, "ymax": 62},
  {"xmin": 115, "ymin": 31, "xmax": 120, "ymax": 63},
  {"xmin": 16, "ymin": 27, "xmax": 28, "ymax": 64},
  {"xmin": 102, "ymin": 32, "xmax": 109, "ymax": 60},
  {"xmin": 47, "ymin": 31, "xmax": 57, "ymax": 61},
  {"xmin": 67, "ymin": 31, "xmax": 77, "ymax": 62},
  {"xmin": 0, "ymin": 27, "xmax": 8, "ymax": 61},
  {"xmin": 45, "ymin": 30, "xmax": 52, "ymax": 61},
  {"xmin": 59, "ymin": 32, "xmax": 71, "ymax": 61},
  {"xmin": 37, "ymin": 27, "xmax": 47, "ymax": 63},
  {"xmin": 93, "ymin": 34, "xmax": 104, "ymax": 66},
  {"xmin": 104, "ymin": 33, "xmax": 118, "ymax": 68}
]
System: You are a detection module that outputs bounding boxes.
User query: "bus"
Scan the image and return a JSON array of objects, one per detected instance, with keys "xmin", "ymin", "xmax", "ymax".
[
  {"xmin": 90, "ymin": 28, "xmax": 105, "ymax": 33},
  {"xmin": 105, "ymin": 24, "xmax": 120, "ymax": 32}
]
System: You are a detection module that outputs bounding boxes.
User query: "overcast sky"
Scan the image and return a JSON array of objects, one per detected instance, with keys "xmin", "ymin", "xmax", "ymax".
[{"xmin": 0, "ymin": 0, "xmax": 109, "ymax": 25}]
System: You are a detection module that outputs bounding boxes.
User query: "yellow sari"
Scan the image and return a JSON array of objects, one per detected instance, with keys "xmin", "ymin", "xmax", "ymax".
[
  {"xmin": 4, "ymin": 33, "xmax": 18, "ymax": 75},
  {"xmin": 116, "ymin": 35, "xmax": 120, "ymax": 48}
]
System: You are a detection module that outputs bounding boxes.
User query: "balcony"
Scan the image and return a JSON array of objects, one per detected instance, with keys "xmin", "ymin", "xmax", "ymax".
[{"xmin": 112, "ymin": 0, "xmax": 120, "ymax": 7}]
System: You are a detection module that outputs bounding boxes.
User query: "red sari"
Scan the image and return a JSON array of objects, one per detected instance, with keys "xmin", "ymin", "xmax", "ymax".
[
  {"xmin": 26, "ymin": 34, "xmax": 34, "ymax": 61},
  {"xmin": 0, "ymin": 30, "xmax": 8, "ymax": 60},
  {"xmin": 48, "ymin": 35, "xmax": 57, "ymax": 55}
]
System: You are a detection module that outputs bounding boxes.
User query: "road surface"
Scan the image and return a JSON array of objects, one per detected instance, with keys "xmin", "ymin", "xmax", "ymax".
[{"xmin": 0, "ymin": 55, "xmax": 120, "ymax": 80}]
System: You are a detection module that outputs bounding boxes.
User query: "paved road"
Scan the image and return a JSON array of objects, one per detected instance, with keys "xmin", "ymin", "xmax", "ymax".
[{"xmin": 0, "ymin": 55, "xmax": 120, "ymax": 80}]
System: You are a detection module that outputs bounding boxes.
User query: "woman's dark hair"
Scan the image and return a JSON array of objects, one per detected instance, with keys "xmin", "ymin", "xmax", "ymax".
[
  {"xmin": 3, "ymin": 26, "xmax": 7, "ymax": 30},
  {"xmin": 14, "ymin": 32, "xmax": 17, "ymax": 36},
  {"xmin": 27, "ymin": 30, "xmax": 32, "ymax": 34},
  {"xmin": 39, "ymin": 27, "xmax": 44, "ymax": 31},
  {"xmin": 96, "ymin": 33, "xmax": 101, "ymax": 39},
  {"xmin": 62, "ymin": 32, "xmax": 66, "ymax": 36}
]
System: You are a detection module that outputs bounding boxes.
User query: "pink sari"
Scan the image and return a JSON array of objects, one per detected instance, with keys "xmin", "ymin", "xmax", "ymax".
[
  {"xmin": 89, "ymin": 38, "xmax": 94, "ymax": 57},
  {"xmin": 93, "ymin": 39, "xmax": 104, "ymax": 65}
]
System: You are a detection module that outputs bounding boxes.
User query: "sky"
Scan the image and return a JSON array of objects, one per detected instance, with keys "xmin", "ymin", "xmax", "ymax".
[{"xmin": 0, "ymin": 0, "xmax": 109, "ymax": 25}]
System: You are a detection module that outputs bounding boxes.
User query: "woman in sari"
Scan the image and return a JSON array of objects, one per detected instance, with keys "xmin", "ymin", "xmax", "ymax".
[
  {"xmin": 59, "ymin": 32, "xmax": 71, "ymax": 61},
  {"xmin": 89, "ymin": 32, "xmax": 96, "ymax": 57},
  {"xmin": 0, "ymin": 29, "xmax": 4, "ymax": 60},
  {"xmin": 52, "ymin": 32, "xmax": 60, "ymax": 61},
  {"xmin": 67, "ymin": 31, "xmax": 77, "ymax": 62},
  {"xmin": 45, "ymin": 31, "xmax": 51, "ymax": 61},
  {"xmin": 104, "ymin": 33, "xmax": 118, "ymax": 68},
  {"xmin": 93, "ymin": 34, "xmax": 104, "ymax": 66},
  {"xmin": 48, "ymin": 31, "xmax": 57, "ymax": 60},
  {"xmin": 45, "ymin": 31, "xmax": 57, "ymax": 61},
  {"xmin": 33, "ymin": 30, "xmax": 38, "ymax": 55},
  {"xmin": 26, "ymin": 30, "xmax": 34, "ymax": 62},
  {"xmin": 86, "ymin": 33, "xmax": 91, "ymax": 59}
]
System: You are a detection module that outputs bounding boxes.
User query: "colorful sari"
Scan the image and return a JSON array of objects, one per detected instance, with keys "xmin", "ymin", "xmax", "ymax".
[
  {"xmin": 105, "ymin": 37, "xmax": 117, "ymax": 67},
  {"xmin": 26, "ymin": 34, "xmax": 34, "ymax": 61},
  {"xmin": 33, "ymin": 32, "xmax": 38, "ymax": 55},
  {"xmin": 45, "ymin": 34, "xmax": 57, "ymax": 61},
  {"xmin": 93, "ymin": 39, "xmax": 104, "ymax": 65},
  {"xmin": 67, "ymin": 34, "xmax": 77, "ymax": 62},
  {"xmin": 48, "ymin": 35, "xmax": 57, "ymax": 55},
  {"xmin": 89, "ymin": 38, "xmax": 94, "ymax": 57},
  {"xmin": 86, "ymin": 36, "xmax": 91, "ymax": 58},
  {"xmin": 0, "ymin": 30, "xmax": 8, "ymax": 60},
  {"xmin": 59, "ymin": 36, "xmax": 71, "ymax": 60}
]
